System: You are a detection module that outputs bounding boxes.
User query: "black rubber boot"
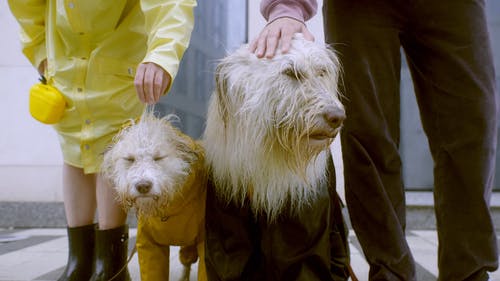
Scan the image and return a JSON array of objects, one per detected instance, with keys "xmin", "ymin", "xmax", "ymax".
[
  {"xmin": 57, "ymin": 224, "xmax": 96, "ymax": 281},
  {"xmin": 90, "ymin": 225, "xmax": 131, "ymax": 281}
]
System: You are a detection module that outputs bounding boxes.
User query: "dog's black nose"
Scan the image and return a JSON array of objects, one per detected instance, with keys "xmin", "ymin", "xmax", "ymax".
[
  {"xmin": 323, "ymin": 107, "xmax": 346, "ymax": 129},
  {"xmin": 135, "ymin": 180, "xmax": 152, "ymax": 194}
]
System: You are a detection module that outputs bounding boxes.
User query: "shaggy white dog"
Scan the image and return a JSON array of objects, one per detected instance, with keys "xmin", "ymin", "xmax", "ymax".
[
  {"xmin": 102, "ymin": 111, "xmax": 207, "ymax": 281},
  {"xmin": 204, "ymin": 34, "xmax": 345, "ymax": 221}
]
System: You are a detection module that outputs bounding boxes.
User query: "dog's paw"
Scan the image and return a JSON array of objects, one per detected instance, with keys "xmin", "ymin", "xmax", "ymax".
[{"xmin": 178, "ymin": 265, "xmax": 191, "ymax": 281}]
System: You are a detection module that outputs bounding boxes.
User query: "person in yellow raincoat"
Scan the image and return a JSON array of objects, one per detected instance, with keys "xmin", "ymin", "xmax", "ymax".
[{"xmin": 8, "ymin": 1, "xmax": 196, "ymax": 280}]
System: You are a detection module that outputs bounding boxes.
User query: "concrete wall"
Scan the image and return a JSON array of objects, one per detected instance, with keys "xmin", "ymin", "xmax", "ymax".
[{"xmin": 0, "ymin": 0, "xmax": 63, "ymax": 202}]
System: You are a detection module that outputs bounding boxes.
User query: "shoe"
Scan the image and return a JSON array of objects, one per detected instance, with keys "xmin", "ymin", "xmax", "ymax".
[
  {"xmin": 90, "ymin": 225, "xmax": 131, "ymax": 281},
  {"xmin": 57, "ymin": 224, "xmax": 96, "ymax": 281}
]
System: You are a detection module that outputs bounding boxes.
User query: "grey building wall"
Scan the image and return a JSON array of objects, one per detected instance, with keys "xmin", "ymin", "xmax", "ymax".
[{"xmin": 157, "ymin": 0, "xmax": 247, "ymax": 139}]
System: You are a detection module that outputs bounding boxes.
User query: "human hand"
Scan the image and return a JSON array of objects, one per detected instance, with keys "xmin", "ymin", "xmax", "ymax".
[
  {"xmin": 134, "ymin": 62, "xmax": 172, "ymax": 104},
  {"xmin": 249, "ymin": 17, "xmax": 314, "ymax": 59},
  {"xmin": 37, "ymin": 59, "xmax": 47, "ymax": 76}
]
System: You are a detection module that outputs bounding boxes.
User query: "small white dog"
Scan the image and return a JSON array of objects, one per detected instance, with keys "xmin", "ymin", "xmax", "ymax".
[
  {"xmin": 204, "ymin": 33, "xmax": 345, "ymax": 221},
  {"xmin": 102, "ymin": 111, "xmax": 207, "ymax": 281}
]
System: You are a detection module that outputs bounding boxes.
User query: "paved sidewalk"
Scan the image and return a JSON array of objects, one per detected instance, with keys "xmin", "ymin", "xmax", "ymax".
[{"xmin": 0, "ymin": 228, "xmax": 499, "ymax": 281}]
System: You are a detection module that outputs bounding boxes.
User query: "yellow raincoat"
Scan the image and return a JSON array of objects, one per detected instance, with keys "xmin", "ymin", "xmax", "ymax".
[{"xmin": 8, "ymin": 0, "xmax": 196, "ymax": 173}]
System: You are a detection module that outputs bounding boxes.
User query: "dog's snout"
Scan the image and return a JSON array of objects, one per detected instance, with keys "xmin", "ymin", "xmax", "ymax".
[
  {"xmin": 323, "ymin": 107, "xmax": 346, "ymax": 129},
  {"xmin": 135, "ymin": 180, "xmax": 152, "ymax": 194}
]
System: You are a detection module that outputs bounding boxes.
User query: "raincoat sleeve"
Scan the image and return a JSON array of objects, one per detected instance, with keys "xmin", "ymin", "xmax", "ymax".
[
  {"xmin": 140, "ymin": 0, "xmax": 196, "ymax": 90},
  {"xmin": 260, "ymin": 0, "xmax": 318, "ymax": 23},
  {"xmin": 7, "ymin": 0, "xmax": 47, "ymax": 70}
]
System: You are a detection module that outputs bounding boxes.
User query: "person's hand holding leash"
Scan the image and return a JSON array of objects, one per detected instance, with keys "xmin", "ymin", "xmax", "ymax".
[{"xmin": 135, "ymin": 62, "xmax": 171, "ymax": 104}]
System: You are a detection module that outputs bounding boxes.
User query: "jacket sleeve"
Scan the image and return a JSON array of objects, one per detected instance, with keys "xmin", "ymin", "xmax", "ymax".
[
  {"xmin": 260, "ymin": 0, "xmax": 318, "ymax": 23},
  {"xmin": 7, "ymin": 0, "xmax": 47, "ymax": 70},
  {"xmin": 140, "ymin": 0, "xmax": 196, "ymax": 84}
]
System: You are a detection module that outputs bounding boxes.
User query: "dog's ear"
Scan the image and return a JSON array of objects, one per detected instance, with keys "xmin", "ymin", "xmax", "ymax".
[
  {"xmin": 215, "ymin": 60, "xmax": 231, "ymax": 127},
  {"xmin": 173, "ymin": 132, "xmax": 202, "ymax": 165},
  {"xmin": 100, "ymin": 145, "xmax": 116, "ymax": 183}
]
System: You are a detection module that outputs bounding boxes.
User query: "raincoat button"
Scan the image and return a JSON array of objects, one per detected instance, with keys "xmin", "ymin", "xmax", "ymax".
[
  {"xmin": 68, "ymin": 2, "xmax": 75, "ymax": 9},
  {"xmin": 85, "ymin": 119, "xmax": 91, "ymax": 125},
  {"xmin": 84, "ymin": 144, "xmax": 90, "ymax": 150}
]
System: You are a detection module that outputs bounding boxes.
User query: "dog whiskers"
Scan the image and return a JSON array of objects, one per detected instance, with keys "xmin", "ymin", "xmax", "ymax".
[{"xmin": 126, "ymin": 199, "xmax": 134, "ymax": 208}]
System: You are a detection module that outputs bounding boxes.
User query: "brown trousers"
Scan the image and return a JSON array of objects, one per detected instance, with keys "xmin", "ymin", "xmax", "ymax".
[{"xmin": 323, "ymin": 0, "xmax": 498, "ymax": 280}]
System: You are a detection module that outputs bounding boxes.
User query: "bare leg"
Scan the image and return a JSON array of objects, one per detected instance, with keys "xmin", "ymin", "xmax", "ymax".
[
  {"xmin": 91, "ymin": 175, "xmax": 131, "ymax": 280},
  {"xmin": 59, "ymin": 163, "xmax": 97, "ymax": 281},
  {"xmin": 62, "ymin": 163, "xmax": 97, "ymax": 227},
  {"xmin": 96, "ymin": 173, "xmax": 127, "ymax": 230}
]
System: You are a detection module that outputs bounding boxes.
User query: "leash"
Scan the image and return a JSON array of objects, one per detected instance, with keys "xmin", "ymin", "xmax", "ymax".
[
  {"xmin": 347, "ymin": 264, "xmax": 359, "ymax": 281},
  {"xmin": 107, "ymin": 244, "xmax": 137, "ymax": 281},
  {"xmin": 107, "ymin": 216, "xmax": 139, "ymax": 281}
]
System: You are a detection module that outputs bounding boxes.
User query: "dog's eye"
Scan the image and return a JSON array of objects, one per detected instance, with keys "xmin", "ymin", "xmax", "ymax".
[
  {"xmin": 124, "ymin": 156, "xmax": 135, "ymax": 163},
  {"xmin": 282, "ymin": 68, "xmax": 303, "ymax": 80},
  {"xmin": 153, "ymin": 155, "xmax": 166, "ymax": 162},
  {"xmin": 317, "ymin": 68, "xmax": 328, "ymax": 78},
  {"xmin": 283, "ymin": 68, "xmax": 295, "ymax": 77}
]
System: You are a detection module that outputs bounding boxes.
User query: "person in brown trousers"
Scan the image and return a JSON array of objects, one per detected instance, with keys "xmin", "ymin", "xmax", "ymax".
[{"xmin": 253, "ymin": 0, "xmax": 499, "ymax": 280}]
